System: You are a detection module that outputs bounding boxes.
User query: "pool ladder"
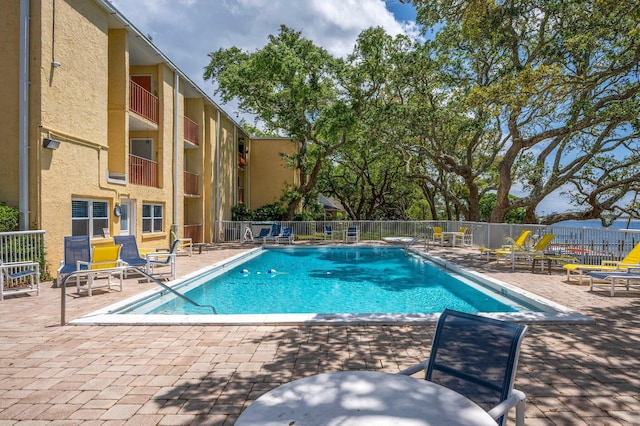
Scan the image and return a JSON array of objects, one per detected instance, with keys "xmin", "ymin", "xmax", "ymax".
[
  {"xmin": 59, "ymin": 266, "xmax": 217, "ymax": 326},
  {"xmin": 404, "ymin": 233, "xmax": 430, "ymax": 254}
]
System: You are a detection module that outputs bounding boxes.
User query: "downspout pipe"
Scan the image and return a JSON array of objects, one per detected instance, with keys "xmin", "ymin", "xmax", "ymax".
[
  {"xmin": 215, "ymin": 110, "xmax": 221, "ymax": 242},
  {"xmin": 173, "ymin": 71, "xmax": 179, "ymax": 235},
  {"xmin": 233, "ymin": 127, "xmax": 237, "ymax": 205},
  {"xmin": 19, "ymin": 0, "xmax": 30, "ymax": 230}
]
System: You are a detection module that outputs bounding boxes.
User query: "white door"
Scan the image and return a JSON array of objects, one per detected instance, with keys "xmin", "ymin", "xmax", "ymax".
[{"xmin": 119, "ymin": 199, "xmax": 136, "ymax": 236}]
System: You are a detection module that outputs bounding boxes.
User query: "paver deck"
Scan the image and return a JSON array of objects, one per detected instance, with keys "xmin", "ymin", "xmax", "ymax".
[{"xmin": 1, "ymin": 243, "xmax": 639, "ymax": 425}]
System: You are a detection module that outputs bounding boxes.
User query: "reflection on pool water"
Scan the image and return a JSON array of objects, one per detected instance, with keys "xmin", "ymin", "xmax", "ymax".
[{"xmin": 73, "ymin": 246, "xmax": 593, "ymax": 325}]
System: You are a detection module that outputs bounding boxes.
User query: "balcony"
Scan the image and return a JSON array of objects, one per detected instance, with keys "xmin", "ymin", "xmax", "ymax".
[
  {"xmin": 129, "ymin": 154, "xmax": 158, "ymax": 187},
  {"xmin": 184, "ymin": 116, "xmax": 199, "ymax": 145},
  {"xmin": 184, "ymin": 224, "xmax": 202, "ymax": 243},
  {"xmin": 130, "ymin": 80, "xmax": 158, "ymax": 124},
  {"xmin": 184, "ymin": 171, "xmax": 199, "ymax": 195}
]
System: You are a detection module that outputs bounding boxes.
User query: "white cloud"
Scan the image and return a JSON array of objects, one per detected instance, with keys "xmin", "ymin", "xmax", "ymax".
[
  {"xmin": 109, "ymin": 0, "xmax": 417, "ymax": 127},
  {"xmin": 110, "ymin": 0, "xmax": 415, "ymax": 88}
]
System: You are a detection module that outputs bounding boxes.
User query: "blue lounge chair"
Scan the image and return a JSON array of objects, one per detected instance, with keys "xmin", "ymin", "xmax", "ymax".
[
  {"xmin": 324, "ymin": 225, "xmax": 334, "ymax": 240},
  {"xmin": 345, "ymin": 226, "xmax": 359, "ymax": 243},
  {"xmin": 114, "ymin": 235, "xmax": 148, "ymax": 276},
  {"xmin": 588, "ymin": 267, "xmax": 640, "ymax": 296},
  {"xmin": 57, "ymin": 235, "xmax": 91, "ymax": 287},
  {"xmin": 252, "ymin": 227, "xmax": 271, "ymax": 243},
  {"xmin": 255, "ymin": 224, "xmax": 282, "ymax": 244},
  {"xmin": 277, "ymin": 227, "xmax": 294, "ymax": 244},
  {"xmin": 398, "ymin": 309, "xmax": 528, "ymax": 426},
  {"xmin": 145, "ymin": 239, "xmax": 179, "ymax": 280}
]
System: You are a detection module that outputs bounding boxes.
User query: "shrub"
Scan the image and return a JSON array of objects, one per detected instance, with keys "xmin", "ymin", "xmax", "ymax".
[
  {"xmin": 232, "ymin": 204, "xmax": 254, "ymax": 221},
  {"xmin": 0, "ymin": 202, "xmax": 20, "ymax": 232},
  {"xmin": 292, "ymin": 212, "xmax": 314, "ymax": 221},
  {"xmin": 254, "ymin": 203, "xmax": 286, "ymax": 221}
]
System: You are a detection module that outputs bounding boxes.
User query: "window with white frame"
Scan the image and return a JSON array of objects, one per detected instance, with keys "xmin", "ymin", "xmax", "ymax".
[
  {"xmin": 72, "ymin": 199, "xmax": 109, "ymax": 237},
  {"xmin": 142, "ymin": 203, "xmax": 163, "ymax": 233}
]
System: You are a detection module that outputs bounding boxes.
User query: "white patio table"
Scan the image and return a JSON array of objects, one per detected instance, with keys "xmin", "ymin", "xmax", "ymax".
[
  {"xmin": 441, "ymin": 231, "xmax": 464, "ymax": 247},
  {"xmin": 235, "ymin": 370, "xmax": 497, "ymax": 426}
]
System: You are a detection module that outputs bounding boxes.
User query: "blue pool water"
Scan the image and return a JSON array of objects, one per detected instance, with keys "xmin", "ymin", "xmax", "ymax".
[{"xmin": 121, "ymin": 247, "xmax": 538, "ymax": 316}]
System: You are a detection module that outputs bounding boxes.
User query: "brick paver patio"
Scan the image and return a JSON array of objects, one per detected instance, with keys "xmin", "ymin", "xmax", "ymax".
[{"xmin": 1, "ymin": 243, "xmax": 639, "ymax": 425}]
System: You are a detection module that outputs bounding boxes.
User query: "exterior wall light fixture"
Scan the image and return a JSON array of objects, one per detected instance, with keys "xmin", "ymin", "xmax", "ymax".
[{"xmin": 43, "ymin": 138, "xmax": 61, "ymax": 150}]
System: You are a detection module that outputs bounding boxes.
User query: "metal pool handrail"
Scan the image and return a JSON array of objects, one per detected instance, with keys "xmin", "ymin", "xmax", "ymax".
[
  {"xmin": 60, "ymin": 266, "xmax": 217, "ymax": 325},
  {"xmin": 404, "ymin": 233, "xmax": 431, "ymax": 254}
]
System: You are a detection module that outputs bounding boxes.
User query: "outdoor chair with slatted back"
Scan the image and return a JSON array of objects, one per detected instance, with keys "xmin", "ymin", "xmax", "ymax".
[
  {"xmin": 57, "ymin": 235, "xmax": 91, "ymax": 287},
  {"xmin": 398, "ymin": 309, "xmax": 528, "ymax": 426}
]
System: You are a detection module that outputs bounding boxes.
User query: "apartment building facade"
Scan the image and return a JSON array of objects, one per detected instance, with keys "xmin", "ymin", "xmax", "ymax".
[{"xmin": 0, "ymin": 0, "xmax": 297, "ymax": 273}]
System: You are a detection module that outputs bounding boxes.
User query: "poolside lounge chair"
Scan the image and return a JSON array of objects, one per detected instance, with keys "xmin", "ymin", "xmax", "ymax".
[
  {"xmin": 479, "ymin": 230, "xmax": 531, "ymax": 260},
  {"xmin": 1, "ymin": 258, "xmax": 40, "ymax": 301},
  {"xmin": 170, "ymin": 230, "xmax": 193, "ymax": 256},
  {"xmin": 76, "ymin": 245, "xmax": 125, "ymax": 296},
  {"xmin": 398, "ymin": 309, "xmax": 527, "ymax": 426},
  {"xmin": 145, "ymin": 239, "xmax": 179, "ymax": 280},
  {"xmin": 57, "ymin": 235, "xmax": 91, "ymax": 287},
  {"xmin": 564, "ymin": 242, "xmax": 640, "ymax": 284},
  {"xmin": 259, "ymin": 224, "xmax": 283, "ymax": 245},
  {"xmin": 277, "ymin": 227, "xmax": 294, "ymax": 244},
  {"xmin": 324, "ymin": 225, "xmax": 334, "ymax": 240},
  {"xmin": 588, "ymin": 267, "xmax": 640, "ymax": 296},
  {"xmin": 345, "ymin": 226, "xmax": 359, "ymax": 243},
  {"xmin": 113, "ymin": 235, "xmax": 148, "ymax": 277},
  {"xmin": 496, "ymin": 233, "xmax": 556, "ymax": 270},
  {"xmin": 252, "ymin": 227, "xmax": 271, "ymax": 242}
]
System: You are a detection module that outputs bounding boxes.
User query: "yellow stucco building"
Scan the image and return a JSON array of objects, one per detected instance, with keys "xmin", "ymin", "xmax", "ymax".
[{"xmin": 0, "ymin": 0, "xmax": 297, "ymax": 275}]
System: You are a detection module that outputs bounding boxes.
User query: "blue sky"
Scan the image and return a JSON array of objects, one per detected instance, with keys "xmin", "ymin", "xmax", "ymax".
[{"xmin": 385, "ymin": 0, "xmax": 418, "ymax": 21}]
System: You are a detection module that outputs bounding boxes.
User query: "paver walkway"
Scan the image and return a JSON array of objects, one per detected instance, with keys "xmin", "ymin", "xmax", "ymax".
[{"xmin": 0, "ymin": 243, "xmax": 639, "ymax": 425}]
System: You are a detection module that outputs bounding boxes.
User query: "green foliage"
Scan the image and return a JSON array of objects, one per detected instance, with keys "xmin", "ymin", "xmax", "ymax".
[
  {"xmin": 208, "ymin": 2, "xmax": 640, "ymax": 224},
  {"xmin": 0, "ymin": 202, "xmax": 20, "ymax": 232},
  {"xmin": 231, "ymin": 205, "xmax": 254, "ymax": 221},
  {"xmin": 407, "ymin": 199, "xmax": 432, "ymax": 220},
  {"xmin": 237, "ymin": 118, "xmax": 279, "ymax": 137},
  {"xmin": 204, "ymin": 25, "xmax": 356, "ymax": 219},
  {"xmin": 292, "ymin": 212, "xmax": 314, "ymax": 221},
  {"xmin": 253, "ymin": 203, "xmax": 287, "ymax": 221},
  {"xmin": 412, "ymin": 0, "xmax": 640, "ymax": 223},
  {"xmin": 479, "ymin": 194, "xmax": 526, "ymax": 224}
]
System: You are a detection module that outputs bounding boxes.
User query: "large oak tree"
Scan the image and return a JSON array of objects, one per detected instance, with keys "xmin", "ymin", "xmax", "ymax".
[{"xmin": 411, "ymin": 0, "xmax": 640, "ymax": 223}]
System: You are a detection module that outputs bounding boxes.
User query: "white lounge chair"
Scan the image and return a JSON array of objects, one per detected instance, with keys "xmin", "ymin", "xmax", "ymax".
[{"xmin": 1, "ymin": 259, "xmax": 40, "ymax": 301}]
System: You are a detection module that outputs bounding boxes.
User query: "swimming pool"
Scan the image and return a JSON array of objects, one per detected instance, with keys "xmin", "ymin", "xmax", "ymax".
[
  {"xmin": 123, "ymin": 246, "xmax": 531, "ymax": 315},
  {"xmin": 73, "ymin": 246, "xmax": 592, "ymax": 325}
]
